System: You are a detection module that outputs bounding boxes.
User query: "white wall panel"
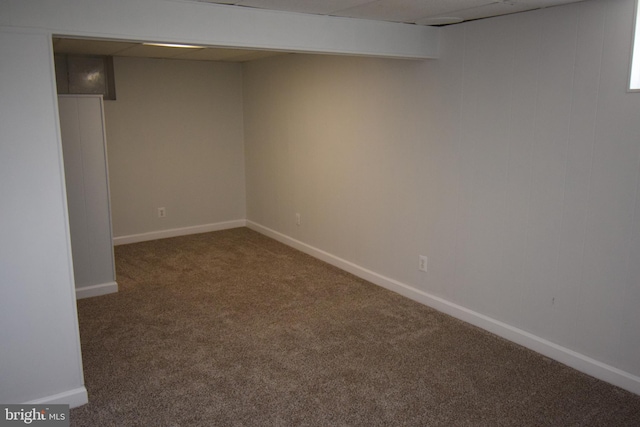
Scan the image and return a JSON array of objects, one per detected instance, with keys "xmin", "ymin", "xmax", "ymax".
[
  {"xmin": 620, "ymin": 174, "xmax": 640, "ymax": 374},
  {"xmin": 516, "ymin": 5, "xmax": 577, "ymax": 338},
  {"xmin": 0, "ymin": 28, "xmax": 86, "ymax": 406},
  {"xmin": 478, "ymin": 14, "xmax": 541, "ymax": 328},
  {"xmin": 414, "ymin": 21, "xmax": 468, "ymax": 300},
  {"xmin": 451, "ymin": 18, "xmax": 523, "ymax": 317},
  {"xmin": 574, "ymin": 0, "xmax": 640, "ymax": 367},
  {"xmin": 59, "ymin": 95, "xmax": 116, "ymax": 295},
  {"xmin": 551, "ymin": 0, "xmax": 606, "ymax": 349}
]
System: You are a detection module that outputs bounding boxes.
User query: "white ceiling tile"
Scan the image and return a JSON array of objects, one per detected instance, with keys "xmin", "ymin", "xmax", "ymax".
[
  {"xmin": 414, "ymin": 2, "xmax": 539, "ymax": 24},
  {"xmin": 112, "ymin": 44, "xmax": 205, "ymax": 59},
  {"xmin": 220, "ymin": 50, "xmax": 288, "ymax": 62},
  {"xmin": 334, "ymin": 0, "xmax": 497, "ymax": 23},
  {"xmin": 172, "ymin": 47, "xmax": 285, "ymax": 61},
  {"xmin": 416, "ymin": 0, "xmax": 586, "ymax": 24},
  {"xmin": 232, "ymin": 0, "xmax": 376, "ymax": 15},
  {"xmin": 171, "ymin": 47, "xmax": 258, "ymax": 61},
  {"xmin": 191, "ymin": 0, "xmax": 586, "ymax": 25},
  {"xmin": 194, "ymin": 1, "xmax": 238, "ymax": 4}
]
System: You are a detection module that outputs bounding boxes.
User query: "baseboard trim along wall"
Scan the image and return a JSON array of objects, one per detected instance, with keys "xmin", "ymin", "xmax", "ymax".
[
  {"xmin": 246, "ymin": 220, "xmax": 640, "ymax": 396},
  {"xmin": 26, "ymin": 386, "xmax": 88, "ymax": 409},
  {"xmin": 76, "ymin": 281, "xmax": 118, "ymax": 300},
  {"xmin": 113, "ymin": 220, "xmax": 247, "ymax": 246}
]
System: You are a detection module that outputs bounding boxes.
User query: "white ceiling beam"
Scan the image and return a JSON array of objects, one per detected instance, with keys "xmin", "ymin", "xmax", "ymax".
[{"xmin": 0, "ymin": 0, "xmax": 439, "ymax": 59}]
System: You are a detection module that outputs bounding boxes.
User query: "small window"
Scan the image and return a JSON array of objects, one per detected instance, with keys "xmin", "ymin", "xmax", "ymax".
[{"xmin": 630, "ymin": 0, "xmax": 640, "ymax": 90}]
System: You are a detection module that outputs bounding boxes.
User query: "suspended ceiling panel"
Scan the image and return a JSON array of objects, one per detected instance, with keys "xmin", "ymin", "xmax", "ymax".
[
  {"xmin": 197, "ymin": 0, "xmax": 586, "ymax": 25},
  {"xmin": 414, "ymin": 0, "xmax": 572, "ymax": 24},
  {"xmin": 174, "ymin": 48, "xmax": 285, "ymax": 61},
  {"xmin": 207, "ymin": 0, "xmax": 376, "ymax": 14}
]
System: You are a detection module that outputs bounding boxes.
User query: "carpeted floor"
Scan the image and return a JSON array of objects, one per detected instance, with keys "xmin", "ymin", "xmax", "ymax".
[{"xmin": 71, "ymin": 227, "xmax": 640, "ymax": 426}]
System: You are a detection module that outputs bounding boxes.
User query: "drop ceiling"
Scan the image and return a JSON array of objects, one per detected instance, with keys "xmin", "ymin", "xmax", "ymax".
[
  {"xmin": 198, "ymin": 0, "xmax": 586, "ymax": 26},
  {"xmin": 53, "ymin": 0, "xmax": 586, "ymax": 62}
]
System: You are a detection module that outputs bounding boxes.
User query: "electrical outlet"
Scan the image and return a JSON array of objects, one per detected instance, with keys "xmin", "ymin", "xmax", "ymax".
[
  {"xmin": 419, "ymin": 255, "xmax": 427, "ymax": 272},
  {"xmin": 295, "ymin": 213, "xmax": 301, "ymax": 226},
  {"xmin": 158, "ymin": 207, "xmax": 166, "ymax": 218}
]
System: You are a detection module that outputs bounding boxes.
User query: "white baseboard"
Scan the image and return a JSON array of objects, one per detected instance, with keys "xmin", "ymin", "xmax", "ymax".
[
  {"xmin": 113, "ymin": 220, "xmax": 247, "ymax": 246},
  {"xmin": 246, "ymin": 220, "xmax": 640, "ymax": 396},
  {"xmin": 26, "ymin": 386, "xmax": 88, "ymax": 408},
  {"xmin": 76, "ymin": 281, "xmax": 118, "ymax": 299}
]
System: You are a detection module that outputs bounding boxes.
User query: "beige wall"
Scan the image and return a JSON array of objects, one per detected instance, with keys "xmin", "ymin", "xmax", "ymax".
[
  {"xmin": 244, "ymin": 54, "xmax": 427, "ymax": 277},
  {"xmin": 104, "ymin": 57, "xmax": 246, "ymax": 238},
  {"xmin": 244, "ymin": 0, "xmax": 640, "ymax": 382}
]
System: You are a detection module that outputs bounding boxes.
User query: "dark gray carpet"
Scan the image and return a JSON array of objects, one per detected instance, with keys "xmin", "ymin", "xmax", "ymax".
[{"xmin": 71, "ymin": 228, "xmax": 640, "ymax": 426}]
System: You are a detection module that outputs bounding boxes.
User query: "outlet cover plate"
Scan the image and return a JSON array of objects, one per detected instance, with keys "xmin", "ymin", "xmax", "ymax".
[{"xmin": 419, "ymin": 255, "xmax": 427, "ymax": 272}]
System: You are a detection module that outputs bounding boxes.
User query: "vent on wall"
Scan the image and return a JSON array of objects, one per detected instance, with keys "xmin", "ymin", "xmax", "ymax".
[{"xmin": 54, "ymin": 54, "xmax": 116, "ymax": 100}]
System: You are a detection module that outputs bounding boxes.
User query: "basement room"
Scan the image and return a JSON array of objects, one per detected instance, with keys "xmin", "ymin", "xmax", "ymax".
[{"xmin": 1, "ymin": 0, "xmax": 640, "ymax": 425}]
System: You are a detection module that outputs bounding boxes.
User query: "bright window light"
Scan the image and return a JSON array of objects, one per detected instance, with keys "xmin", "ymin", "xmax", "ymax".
[{"xmin": 630, "ymin": 0, "xmax": 640, "ymax": 90}]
